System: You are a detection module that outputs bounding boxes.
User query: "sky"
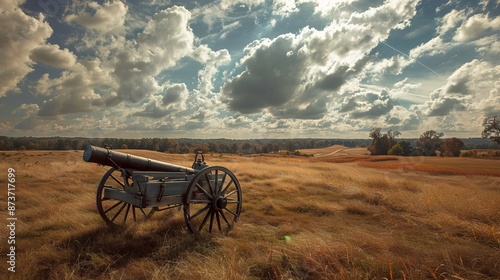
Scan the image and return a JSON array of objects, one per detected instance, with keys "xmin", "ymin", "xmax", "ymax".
[{"xmin": 0, "ymin": 0, "xmax": 499, "ymax": 139}]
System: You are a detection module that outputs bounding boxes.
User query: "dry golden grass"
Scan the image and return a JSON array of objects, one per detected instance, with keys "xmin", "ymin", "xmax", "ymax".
[{"xmin": 0, "ymin": 148, "xmax": 499, "ymax": 279}]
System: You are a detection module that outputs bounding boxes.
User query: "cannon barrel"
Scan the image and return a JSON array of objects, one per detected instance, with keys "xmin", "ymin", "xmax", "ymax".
[{"xmin": 83, "ymin": 145, "xmax": 196, "ymax": 173}]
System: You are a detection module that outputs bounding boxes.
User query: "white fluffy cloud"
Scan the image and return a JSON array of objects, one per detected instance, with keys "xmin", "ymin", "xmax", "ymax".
[
  {"xmin": 110, "ymin": 6, "xmax": 194, "ymax": 104},
  {"xmin": 223, "ymin": 0, "xmax": 420, "ymax": 119},
  {"xmin": 30, "ymin": 44, "xmax": 77, "ymax": 69},
  {"xmin": 0, "ymin": 2, "xmax": 52, "ymax": 96},
  {"xmin": 65, "ymin": 1, "xmax": 128, "ymax": 33},
  {"xmin": 411, "ymin": 8, "xmax": 500, "ymax": 59},
  {"xmin": 424, "ymin": 59, "xmax": 500, "ymax": 117},
  {"xmin": 410, "ymin": 37, "xmax": 451, "ymax": 58},
  {"xmin": 220, "ymin": 0, "xmax": 265, "ymax": 9},
  {"xmin": 36, "ymin": 5, "xmax": 196, "ymax": 117},
  {"xmin": 453, "ymin": 13, "xmax": 500, "ymax": 42},
  {"xmin": 3, "ymin": 0, "xmax": 497, "ymax": 138}
]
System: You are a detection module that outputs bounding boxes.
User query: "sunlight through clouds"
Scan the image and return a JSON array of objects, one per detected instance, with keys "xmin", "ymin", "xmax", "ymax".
[{"xmin": 0, "ymin": 0, "xmax": 498, "ymax": 138}]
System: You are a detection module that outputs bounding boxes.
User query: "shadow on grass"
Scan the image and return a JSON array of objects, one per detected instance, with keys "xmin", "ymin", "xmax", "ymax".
[{"xmin": 57, "ymin": 216, "xmax": 218, "ymax": 278}]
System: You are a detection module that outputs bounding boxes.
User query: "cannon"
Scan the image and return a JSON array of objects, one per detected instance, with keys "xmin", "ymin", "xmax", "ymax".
[{"xmin": 83, "ymin": 145, "xmax": 242, "ymax": 234}]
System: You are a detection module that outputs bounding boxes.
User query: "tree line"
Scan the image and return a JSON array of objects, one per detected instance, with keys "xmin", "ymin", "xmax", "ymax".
[
  {"xmin": 0, "ymin": 136, "xmax": 373, "ymax": 153},
  {"xmin": 1, "ymin": 115, "xmax": 498, "ymax": 154},
  {"xmin": 367, "ymin": 116, "xmax": 500, "ymax": 157},
  {"xmin": 368, "ymin": 128, "xmax": 499, "ymax": 158}
]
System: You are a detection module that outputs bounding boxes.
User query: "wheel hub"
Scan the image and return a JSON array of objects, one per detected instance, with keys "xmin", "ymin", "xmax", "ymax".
[{"xmin": 213, "ymin": 196, "xmax": 228, "ymax": 210}]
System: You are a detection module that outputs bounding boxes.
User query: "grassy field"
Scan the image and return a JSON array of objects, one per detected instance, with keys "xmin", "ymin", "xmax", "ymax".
[{"xmin": 0, "ymin": 148, "xmax": 499, "ymax": 279}]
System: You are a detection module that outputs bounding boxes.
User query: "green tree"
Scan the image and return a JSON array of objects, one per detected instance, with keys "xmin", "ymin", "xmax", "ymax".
[
  {"xmin": 241, "ymin": 142, "xmax": 251, "ymax": 154},
  {"xmin": 398, "ymin": 140, "xmax": 413, "ymax": 156},
  {"xmin": 208, "ymin": 142, "xmax": 220, "ymax": 153},
  {"xmin": 482, "ymin": 116, "xmax": 500, "ymax": 144},
  {"xmin": 388, "ymin": 143, "xmax": 403, "ymax": 155},
  {"xmin": 441, "ymin": 138, "xmax": 464, "ymax": 157},
  {"xmin": 368, "ymin": 128, "xmax": 400, "ymax": 155},
  {"xmin": 416, "ymin": 130, "xmax": 444, "ymax": 156}
]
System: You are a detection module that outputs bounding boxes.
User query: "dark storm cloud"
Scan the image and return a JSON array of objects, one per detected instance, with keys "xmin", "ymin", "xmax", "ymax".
[{"xmin": 223, "ymin": 35, "xmax": 306, "ymax": 114}]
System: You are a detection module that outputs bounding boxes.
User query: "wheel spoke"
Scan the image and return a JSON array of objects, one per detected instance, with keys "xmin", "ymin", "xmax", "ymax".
[
  {"xmin": 218, "ymin": 173, "xmax": 227, "ymax": 194},
  {"xmin": 198, "ymin": 208, "xmax": 212, "ymax": 232},
  {"xmin": 224, "ymin": 207, "xmax": 238, "ymax": 218},
  {"xmin": 109, "ymin": 173, "xmax": 125, "ymax": 188},
  {"xmin": 123, "ymin": 204, "xmax": 131, "ymax": 222},
  {"xmin": 214, "ymin": 170, "xmax": 219, "ymax": 194},
  {"xmin": 221, "ymin": 179, "xmax": 233, "ymax": 195},
  {"xmin": 205, "ymin": 173, "xmax": 214, "ymax": 196},
  {"xmin": 209, "ymin": 208, "xmax": 215, "ymax": 233},
  {"xmin": 104, "ymin": 201, "xmax": 123, "ymax": 214},
  {"xmin": 219, "ymin": 210, "xmax": 231, "ymax": 227},
  {"xmin": 225, "ymin": 189, "xmax": 238, "ymax": 198},
  {"xmin": 216, "ymin": 211, "xmax": 222, "ymax": 232},
  {"xmin": 191, "ymin": 204, "xmax": 210, "ymax": 220},
  {"xmin": 111, "ymin": 202, "xmax": 127, "ymax": 222},
  {"xmin": 97, "ymin": 168, "xmax": 156, "ymax": 225},
  {"xmin": 184, "ymin": 167, "xmax": 241, "ymax": 235},
  {"xmin": 195, "ymin": 183, "xmax": 213, "ymax": 199}
]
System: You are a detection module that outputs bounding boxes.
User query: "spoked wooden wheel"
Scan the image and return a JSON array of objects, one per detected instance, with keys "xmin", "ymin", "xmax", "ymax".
[
  {"xmin": 96, "ymin": 167, "xmax": 156, "ymax": 225},
  {"xmin": 184, "ymin": 166, "xmax": 242, "ymax": 234}
]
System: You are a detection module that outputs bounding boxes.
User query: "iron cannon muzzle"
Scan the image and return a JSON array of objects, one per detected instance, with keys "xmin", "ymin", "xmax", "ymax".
[{"xmin": 83, "ymin": 145, "xmax": 195, "ymax": 173}]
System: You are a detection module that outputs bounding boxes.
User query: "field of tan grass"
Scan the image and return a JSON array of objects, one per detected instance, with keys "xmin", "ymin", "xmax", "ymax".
[{"xmin": 1, "ymin": 148, "xmax": 499, "ymax": 279}]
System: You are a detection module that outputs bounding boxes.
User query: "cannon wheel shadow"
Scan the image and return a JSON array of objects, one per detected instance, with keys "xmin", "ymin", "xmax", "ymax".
[{"xmin": 57, "ymin": 213, "xmax": 219, "ymax": 278}]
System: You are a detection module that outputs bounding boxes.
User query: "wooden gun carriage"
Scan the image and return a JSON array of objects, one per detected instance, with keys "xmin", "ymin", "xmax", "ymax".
[{"xmin": 83, "ymin": 145, "xmax": 242, "ymax": 234}]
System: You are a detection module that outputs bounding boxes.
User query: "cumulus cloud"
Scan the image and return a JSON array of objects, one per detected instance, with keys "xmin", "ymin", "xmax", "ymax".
[
  {"xmin": 38, "ymin": 75, "xmax": 101, "ymax": 117},
  {"xmin": 409, "ymin": 37, "xmax": 451, "ymax": 58},
  {"xmin": 366, "ymin": 55, "xmax": 413, "ymax": 78},
  {"xmin": 65, "ymin": 1, "xmax": 128, "ymax": 33},
  {"xmin": 223, "ymin": 35, "xmax": 307, "ymax": 114},
  {"xmin": 384, "ymin": 105, "xmax": 420, "ymax": 130},
  {"xmin": 0, "ymin": 2, "xmax": 52, "ymax": 96},
  {"xmin": 271, "ymin": 0, "xmax": 356, "ymax": 18},
  {"xmin": 13, "ymin": 104, "xmax": 40, "ymax": 130},
  {"xmin": 110, "ymin": 6, "xmax": 194, "ymax": 104},
  {"xmin": 425, "ymin": 91, "xmax": 467, "ymax": 117},
  {"xmin": 6, "ymin": 0, "xmax": 497, "ymax": 138},
  {"xmin": 473, "ymin": 35, "xmax": 500, "ymax": 54},
  {"xmin": 410, "ymin": 9, "xmax": 500, "ymax": 59},
  {"xmin": 192, "ymin": 46, "xmax": 231, "ymax": 94},
  {"xmin": 36, "ymin": 5, "xmax": 197, "ymax": 117},
  {"xmin": 453, "ymin": 13, "xmax": 500, "ymax": 42},
  {"xmin": 424, "ymin": 59, "xmax": 500, "ymax": 117},
  {"xmin": 30, "ymin": 44, "xmax": 77, "ymax": 69},
  {"xmin": 340, "ymin": 89, "xmax": 397, "ymax": 119},
  {"xmin": 223, "ymin": 0, "xmax": 420, "ymax": 119},
  {"xmin": 437, "ymin": 9, "xmax": 466, "ymax": 36},
  {"xmin": 220, "ymin": 0, "xmax": 265, "ymax": 9},
  {"xmin": 162, "ymin": 83, "xmax": 189, "ymax": 106}
]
